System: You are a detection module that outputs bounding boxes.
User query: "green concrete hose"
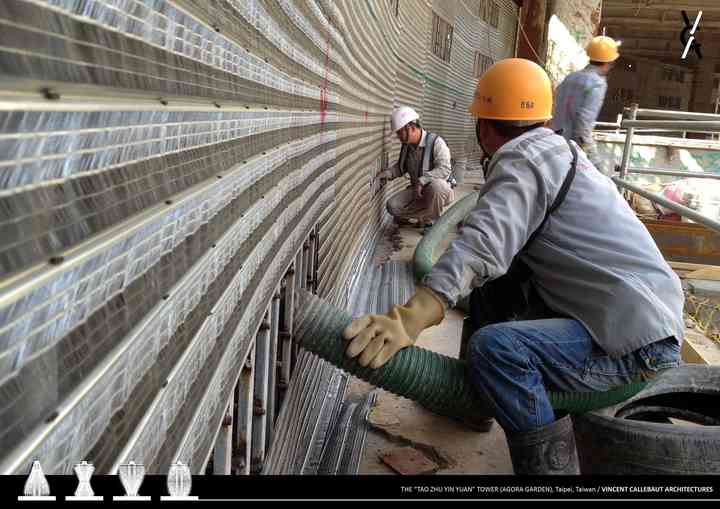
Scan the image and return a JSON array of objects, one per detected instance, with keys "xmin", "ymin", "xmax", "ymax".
[
  {"xmin": 295, "ymin": 290, "xmax": 494, "ymax": 426},
  {"xmin": 413, "ymin": 192, "xmax": 479, "ymax": 283},
  {"xmin": 413, "ymin": 192, "xmax": 478, "ymax": 313},
  {"xmin": 295, "ymin": 291, "xmax": 651, "ymax": 420}
]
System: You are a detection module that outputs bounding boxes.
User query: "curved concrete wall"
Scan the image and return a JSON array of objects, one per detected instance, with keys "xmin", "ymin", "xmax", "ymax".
[{"xmin": 0, "ymin": 0, "xmax": 516, "ymax": 474}]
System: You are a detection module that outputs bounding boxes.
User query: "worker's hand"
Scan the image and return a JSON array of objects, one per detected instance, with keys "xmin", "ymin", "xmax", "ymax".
[
  {"xmin": 415, "ymin": 182, "xmax": 424, "ymax": 199},
  {"xmin": 343, "ymin": 287, "xmax": 446, "ymax": 368}
]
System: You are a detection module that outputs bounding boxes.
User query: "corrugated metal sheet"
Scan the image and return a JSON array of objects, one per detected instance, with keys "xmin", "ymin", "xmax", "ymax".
[{"xmin": 0, "ymin": 0, "xmax": 513, "ymax": 476}]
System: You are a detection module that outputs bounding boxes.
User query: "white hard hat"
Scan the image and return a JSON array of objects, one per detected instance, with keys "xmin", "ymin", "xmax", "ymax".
[{"xmin": 391, "ymin": 106, "xmax": 419, "ymax": 132}]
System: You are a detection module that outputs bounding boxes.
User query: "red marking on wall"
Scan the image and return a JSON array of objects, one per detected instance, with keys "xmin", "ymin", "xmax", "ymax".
[
  {"xmin": 320, "ymin": 17, "xmax": 332, "ymax": 125},
  {"xmin": 364, "ymin": 111, "xmax": 368, "ymax": 123}
]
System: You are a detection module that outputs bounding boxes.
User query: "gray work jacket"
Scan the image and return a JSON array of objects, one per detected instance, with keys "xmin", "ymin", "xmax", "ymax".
[{"xmin": 424, "ymin": 127, "xmax": 685, "ymax": 358}]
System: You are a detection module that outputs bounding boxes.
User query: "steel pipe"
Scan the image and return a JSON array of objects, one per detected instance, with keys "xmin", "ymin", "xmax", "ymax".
[
  {"xmin": 236, "ymin": 348, "xmax": 255, "ymax": 475},
  {"xmin": 621, "ymin": 120, "xmax": 720, "ymax": 131},
  {"xmin": 627, "ymin": 167, "xmax": 720, "ymax": 179},
  {"xmin": 630, "ymin": 108, "xmax": 720, "ymax": 121},
  {"xmin": 619, "ymin": 103, "xmax": 638, "ymax": 180},
  {"xmin": 251, "ymin": 311, "xmax": 272, "ymax": 473},
  {"xmin": 613, "ymin": 177, "xmax": 720, "ymax": 232}
]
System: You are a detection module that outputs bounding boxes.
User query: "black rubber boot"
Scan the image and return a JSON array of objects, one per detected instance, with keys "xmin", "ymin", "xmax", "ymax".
[{"xmin": 506, "ymin": 414, "xmax": 581, "ymax": 475}]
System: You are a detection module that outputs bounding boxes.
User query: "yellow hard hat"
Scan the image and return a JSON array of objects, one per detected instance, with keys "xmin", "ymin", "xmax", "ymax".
[
  {"xmin": 469, "ymin": 58, "xmax": 552, "ymax": 122},
  {"xmin": 586, "ymin": 36, "xmax": 621, "ymax": 62}
]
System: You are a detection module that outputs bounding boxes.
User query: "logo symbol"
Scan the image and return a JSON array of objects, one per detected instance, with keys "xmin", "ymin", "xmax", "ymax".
[{"xmin": 680, "ymin": 10, "xmax": 703, "ymax": 59}]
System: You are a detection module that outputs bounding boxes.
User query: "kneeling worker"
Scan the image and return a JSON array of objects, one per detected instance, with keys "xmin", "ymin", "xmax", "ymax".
[
  {"xmin": 344, "ymin": 59, "xmax": 684, "ymax": 475},
  {"xmin": 378, "ymin": 106, "xmax": 454, "ymax": 232}
]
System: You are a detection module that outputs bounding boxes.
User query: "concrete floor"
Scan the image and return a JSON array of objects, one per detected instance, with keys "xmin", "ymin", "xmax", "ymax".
[{"xmin": 347, "ymin": 171, "xmax": 515, "ymax": 475}]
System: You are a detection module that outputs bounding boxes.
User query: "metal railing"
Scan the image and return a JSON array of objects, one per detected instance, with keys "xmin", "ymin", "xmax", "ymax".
[
  {"xmin": 613, "ymin": 104, "xmax": 720, "ymax": 233},
  {"xmin": 599, "ymin": 108, "xmax": 720, "ymax": 138},
  {"xmin": 616, "ymin": 104, "xmax": 720, "ymax": 181}
]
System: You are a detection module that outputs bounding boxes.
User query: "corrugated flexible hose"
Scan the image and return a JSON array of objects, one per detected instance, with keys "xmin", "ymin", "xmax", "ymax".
[{"xmin": 294, "ymin": 290, "xmax": 650, "ymax": 422}]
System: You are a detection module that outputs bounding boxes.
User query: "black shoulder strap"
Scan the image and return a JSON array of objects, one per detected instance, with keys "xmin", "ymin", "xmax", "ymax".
[
  {"xmin": 398, "ymin": 143, "xmax": 408, "ymax": 174},
  {"xmin": 524, "ymin": 140, "xmax": 578, "ymax": 249},
  {"xmin": 420, "ymin": 132, "xmax": 439, "ymax": 179}
]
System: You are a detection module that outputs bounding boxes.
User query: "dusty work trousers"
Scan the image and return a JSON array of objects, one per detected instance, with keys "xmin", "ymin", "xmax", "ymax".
[
  {"xmin": 386, "ymin": 179, "xmax": 454, "ymax": 223},
  {"xmin": 464, "ymin": 281, "xmax": 681, "ymax": 433}
]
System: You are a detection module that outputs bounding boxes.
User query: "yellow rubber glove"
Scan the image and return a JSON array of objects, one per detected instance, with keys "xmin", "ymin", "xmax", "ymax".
[{"xmin": 342, "ymin": 286, "xmax": 446, "ymax": 369}]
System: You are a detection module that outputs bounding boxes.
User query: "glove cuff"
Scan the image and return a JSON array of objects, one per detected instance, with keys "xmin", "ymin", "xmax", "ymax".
[{"xmin": 395, "ymin": 286, "xmax": 446, "ymax": 340}]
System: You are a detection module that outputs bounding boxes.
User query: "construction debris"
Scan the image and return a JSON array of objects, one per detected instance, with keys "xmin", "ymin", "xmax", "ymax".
[{"xmin": 379, "ymin": 446, "xmax": 439, "ymax": 475}]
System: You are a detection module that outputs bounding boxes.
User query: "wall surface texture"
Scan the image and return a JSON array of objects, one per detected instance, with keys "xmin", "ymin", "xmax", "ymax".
[
  {"xmin": 545, "ymin": 0, "xmax": 602, "ymax": 86},
  {"xmin": 0, "ymin": 0, "xmax": 517, "ymax": 474}
]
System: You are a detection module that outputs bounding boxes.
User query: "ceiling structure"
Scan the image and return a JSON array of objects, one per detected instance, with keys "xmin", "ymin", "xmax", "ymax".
[{"xmin": 601, "ymin": 0, "xmax": 720, "ymax": 68}]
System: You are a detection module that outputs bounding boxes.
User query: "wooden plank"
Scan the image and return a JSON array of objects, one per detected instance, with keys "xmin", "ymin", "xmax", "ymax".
[
  {"xmin": 641, "ymin": 219, "xmax": 720, "ymax": 266},
  {"xmin": 668, "ymin": 261, "xmax": 718, "ymax": 272},
  {"xmin": 682, "ymin": 327, "xmax": 720, "ymax": 365},
  {"xmin": 685, "ymin": 266, "xmax": 720, "ymax": 281}
]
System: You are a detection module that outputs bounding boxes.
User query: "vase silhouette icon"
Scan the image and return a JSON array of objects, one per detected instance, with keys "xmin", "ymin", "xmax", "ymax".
[
  {"xmin": 74, "ymin": 461, "xmax": 95, "ymax": 497},
  {"xmin": 161, "ymin": 461, "xmax": 198, "ymax": 500},
  {"xmin": 119, "ymin": 461, "xmax": 145, "ymax": 496},
  {"xmin": 66, "ymin": 461, "xmax": 103, "ymax": 501},
  {"xmin": 114, "ymin": 461, "xmax": 151, "ymax": 501},
  {"xmin": 19, "ymin": 461, "xmax": 55, "ymax": 500}
]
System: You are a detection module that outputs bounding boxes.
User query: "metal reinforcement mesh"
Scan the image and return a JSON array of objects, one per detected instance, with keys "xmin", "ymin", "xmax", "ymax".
[{"xmin": 0, "ymin": 0, "xmax": 519, "ymax": 475}]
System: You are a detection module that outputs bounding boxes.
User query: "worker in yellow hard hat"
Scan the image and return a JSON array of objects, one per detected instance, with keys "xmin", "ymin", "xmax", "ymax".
[
  {"xmin": 343, "ymin": 58, "xmax": 684, "ymax": 475},
  {"xmin": 552, "ymin": 35, "xmax": 621, "ymax": 174}
]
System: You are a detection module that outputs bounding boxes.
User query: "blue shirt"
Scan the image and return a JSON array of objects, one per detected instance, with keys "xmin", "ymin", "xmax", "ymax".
[{"xmin": 552, "ymin": 65, "xmax": 608, "ymax": 144}]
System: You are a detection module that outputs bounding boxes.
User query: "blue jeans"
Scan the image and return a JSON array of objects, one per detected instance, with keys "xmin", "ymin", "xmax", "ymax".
[{"xmin": 467, "ymin": 318, "xmax": 681, "ymax": 433}]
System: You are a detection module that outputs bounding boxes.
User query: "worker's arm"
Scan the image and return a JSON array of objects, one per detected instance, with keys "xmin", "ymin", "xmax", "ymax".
[
  {"xmin": 419, "ymin": 136, "xmax": 452, "ymax": 186},
  {"xmin": 423, "ymin": 149, "xmax": 550, "ymax": 306},
  {"xmin": 379, "ymin": 160, "xmax": 403, "ymax": 180},
  {"xmin": 574, "ymin": 80, "xmax": 607, "ymax": 147}
]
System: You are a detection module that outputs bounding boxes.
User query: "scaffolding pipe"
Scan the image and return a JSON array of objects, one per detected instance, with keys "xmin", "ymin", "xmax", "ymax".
[
  {"xmin": 280, "ymin": 266, "xmax": 295, "ymax": 390},
  {"xmin": 627, "ymin": 167, "xmax": 720, "ymax": 179},
  {"xmin": 619, "ymin": 103, "xmax": 638, "ymax": 180},
  {"xmin": 266, "ymin": 291, "xmax": 281, "ymax": 451},
  {"xmin": 613, "ymin": 177, "xmax": 720, "ymax": 232},
  {"xmin": 621, "ymin": 120, "xmax": 720, "ymax": 131},
  {"xmin": 629, "ymin": 108, "xmax": 720, "ymax": 121},
  {"xmin": 236, "ymin": 348, "xmax": 255, "ymax": 475},
  {"xmin": 251, "ymin": 311, "xmax": 272, "ymax": 473}
]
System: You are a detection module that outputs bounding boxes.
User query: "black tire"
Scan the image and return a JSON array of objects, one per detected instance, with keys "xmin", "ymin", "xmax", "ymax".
[{"xmin": 572, "ymin": 364, "xmax": 720, "ymax": 474}]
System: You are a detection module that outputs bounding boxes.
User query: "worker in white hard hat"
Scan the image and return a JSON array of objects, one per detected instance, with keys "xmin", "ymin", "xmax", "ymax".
[
  {"xmin": 552, "ymin": 36, "xmax": 621, "ymax": 175},
  {"xmin": 377, "ymin": 106, "xmax": 454, "ymax": 232},
  {"xmin": 343, "ymin": 58, "xmax": 684, "ymax": 475}
]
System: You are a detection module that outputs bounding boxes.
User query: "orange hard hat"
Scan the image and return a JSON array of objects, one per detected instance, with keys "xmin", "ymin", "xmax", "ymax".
[
  {"xmin": 586, "ymin": 36, "xmax": 621, "ymax": 62},
  {"xmin": 469, "ymin": 58, "xmax": 553, "ymax": 122}
]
